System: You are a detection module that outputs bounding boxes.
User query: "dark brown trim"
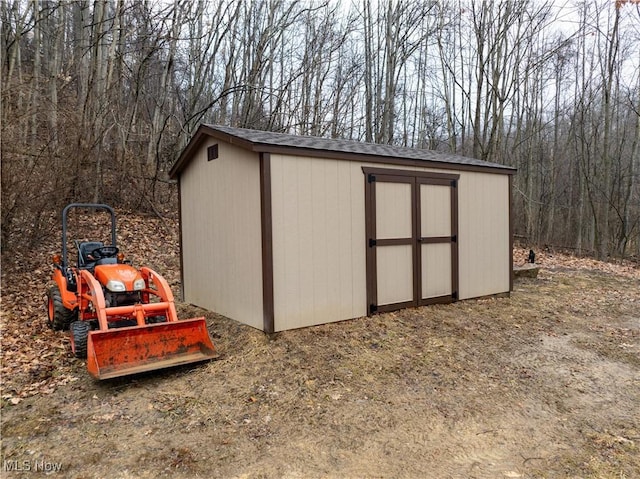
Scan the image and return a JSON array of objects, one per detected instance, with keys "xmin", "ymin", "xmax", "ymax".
[
  {"xmin": 177, "ymin": 178, "xmax": 185, "ymax": 301},
  {"xmin": 509, "ymin": 174, "xmax": 514, "ymax": 292},
  {"xmin": 415, "ymin": 179, "xmax": 422, "ymax": 306},
  {"xmin": 364, "ymin": 172, "xmax": 371, "ymax": 312},
  {"xmin": 171, "ymin": 126, "xmax": 516, "ymax": 179},
  {"xmin": 417, "ymin": 178, "xmax": 459, "ymax": 306},
  {"xmin": 363, "ymin": 167, "xmax": 460, "ymax": 181},
  {"xmin": 170, "ymin": 125, "xmax": 256, "ymax": 178},
  {"xmin": 368, "ymin": 173, "xmax": 378, "ymax": 310},
  {"xmin": 411, "ymin": 176, "xmax": 420, "ymax": 308},
  {"xmin": 371, "ymin": 174, "xmax": 415, "ymax": 184},
  {"xmin": 418, "ymin": 236, "xmax": 453, "ymax": 244},
  {"xmin": 260, "ymin": 153, "xmax": 275, "ymax": 334},
  {"xmin": 420, "ymin": 295, "xmax": 454, "ymax": 306},
  {"xmin": 261, "ymin": 145, "xmax": 516, "ymax": 175},
  {"xmin": 365, "ymin": 168, "xmax": 460, "ymax": 315},
  {"xmin": 451, "ymin": 179, "xmax": 459, "ymax": 300},
  {"xmin": 375, "ymin": 238, "xmax": 413, "ymax": 246},
  {"xmin": 376, "ymin": 300, "xmax": 417, "ymax": 314},
  {"xmin": 170, "ymin": 132, "xmax": 207, "ymax": 178},
  {"xmin": 369, "ymin": 173, "xmax": 418, "ymax": 313}
]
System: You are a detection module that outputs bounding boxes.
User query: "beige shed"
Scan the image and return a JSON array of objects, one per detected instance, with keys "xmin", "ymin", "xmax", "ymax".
[{"xmin": 170, "ymin": 124, "xmax": 516, "ymax": 333}]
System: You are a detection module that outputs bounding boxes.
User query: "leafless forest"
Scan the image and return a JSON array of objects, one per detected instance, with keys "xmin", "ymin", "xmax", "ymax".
[{"xmin": 1, "ymin": 0, "xmax": 639, "ymax": 259}]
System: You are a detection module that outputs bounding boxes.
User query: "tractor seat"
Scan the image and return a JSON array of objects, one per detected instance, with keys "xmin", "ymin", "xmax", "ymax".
[{"xmin": 78, "ymin": 241, "xmax": 104, "ymax": 269}]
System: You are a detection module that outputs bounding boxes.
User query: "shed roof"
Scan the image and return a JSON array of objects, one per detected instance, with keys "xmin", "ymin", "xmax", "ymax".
[{"xmin": 170, "ymin": 124, "xmax": 516, "ymax": 178}]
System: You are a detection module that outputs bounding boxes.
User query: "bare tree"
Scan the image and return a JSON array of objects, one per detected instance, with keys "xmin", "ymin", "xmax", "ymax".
[{"xmin": 1, "ymin": 0, "xmax": 638, "ymax": 258}]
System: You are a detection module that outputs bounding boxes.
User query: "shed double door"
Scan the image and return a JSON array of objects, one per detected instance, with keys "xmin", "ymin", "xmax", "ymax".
[{"xmin": 364, "ymin": 168, "xmax": 459, "ymax": 314}]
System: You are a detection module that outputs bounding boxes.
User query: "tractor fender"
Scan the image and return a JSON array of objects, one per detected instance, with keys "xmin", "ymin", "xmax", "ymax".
[{"xmin": 51, "ymin": 269, "xmax": 78, "ymax": 310}]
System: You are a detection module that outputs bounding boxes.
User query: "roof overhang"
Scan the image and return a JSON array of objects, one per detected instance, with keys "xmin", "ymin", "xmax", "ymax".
[{"xmin": 170, "ymin": 124, "xmax": 517, "ymax": 179}]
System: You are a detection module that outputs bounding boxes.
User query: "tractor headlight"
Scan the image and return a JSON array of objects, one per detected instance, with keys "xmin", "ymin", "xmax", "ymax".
[
  {"xmin": 106, "ymin": 280, "xmax": 126, "ymax": 292},
  {"xmin": 133, "ymin": 278, "xmax": 146, "ymax": 291}
]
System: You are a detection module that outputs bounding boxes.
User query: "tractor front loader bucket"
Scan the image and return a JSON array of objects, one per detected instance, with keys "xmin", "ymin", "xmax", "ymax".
[{"xmin": 86, "ymin": 317, "xmax": 216, "ymax": 380}]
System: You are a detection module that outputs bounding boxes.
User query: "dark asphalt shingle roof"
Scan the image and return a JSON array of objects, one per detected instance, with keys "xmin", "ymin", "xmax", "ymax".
[{"xmin": 170, "ymin": 124, "xmax": 516, "ymax": 177}]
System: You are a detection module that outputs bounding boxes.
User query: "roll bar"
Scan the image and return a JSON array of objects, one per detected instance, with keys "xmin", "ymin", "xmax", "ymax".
[{"xmin": 61, "ymin": 203, "xmax": 117, "ymax": 268}]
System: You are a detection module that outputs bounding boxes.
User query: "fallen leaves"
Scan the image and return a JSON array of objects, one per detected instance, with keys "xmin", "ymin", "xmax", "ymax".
[
  {"xmin": 1, "ymin": 233, "xmax": 638, "ymax": 478},
  {"xmin": 1, "ymin": 213, "xmax": 637, "ymax": 403},
  {"xmin": 514, "ymin": 247, "xmax": 640, "ymax": 279},
  {"xmin": 1, "ymin": 209, "xmax": 180, "ymax": 402}
]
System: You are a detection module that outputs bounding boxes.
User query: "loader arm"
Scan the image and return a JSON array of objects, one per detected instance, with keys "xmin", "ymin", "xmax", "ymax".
[
  {"xmin": 139, "ymin": 267, "xmax": 180, "ymax": 322},
  {"xmin": 77, "ymin": 269, "xmax": 109, "ymax": 328},
  {"xmin": 76, "ymin": 268, "xmax": 216, "ymax": 379}
]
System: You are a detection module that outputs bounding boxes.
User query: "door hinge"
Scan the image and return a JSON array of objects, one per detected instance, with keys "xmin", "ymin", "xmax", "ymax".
[
  {"xmin": 452, "ymin": 291, "xmax": 458, "ymax": 300},
  {"xmin": 368, "ymin": 174, "xmax": 376, "ymax": 183},
  {"xmin": 369, "ymin": 238, "xmax": 377, "ymax": 247},
  {"xmin": 369, "ymin": 304, "xmax": 378, "ymax": 314},
  {"xmin": 451, "ymin": 179, "xmax": 457, "ymax": 188},
  {"xmin": 451, "ymin": 235, "xmax": 457, "ymax": 243}
]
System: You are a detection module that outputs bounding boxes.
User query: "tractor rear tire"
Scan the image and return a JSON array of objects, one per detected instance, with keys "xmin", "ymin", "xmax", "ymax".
[
  {"xmin": 47, "ymin": 285, "xmax": 76, "ymax": 331},
  {"xmin": 70, "ymin": 321, "xmax": 90, "ymax": 359}
]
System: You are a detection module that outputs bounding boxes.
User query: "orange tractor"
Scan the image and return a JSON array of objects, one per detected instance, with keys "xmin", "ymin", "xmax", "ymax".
[{"xmin": 47, "ymin": 203, "xmax": 216, "ymax": 379}]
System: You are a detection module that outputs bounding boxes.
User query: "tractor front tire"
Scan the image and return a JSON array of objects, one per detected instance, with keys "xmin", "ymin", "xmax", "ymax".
[
  {"xmin": 70, "ymin": 321, "xmax": 90, "ymax": 359},
  {"xmin": 47, "ymin": 285, "xmax": 76, "ymax": 331}
]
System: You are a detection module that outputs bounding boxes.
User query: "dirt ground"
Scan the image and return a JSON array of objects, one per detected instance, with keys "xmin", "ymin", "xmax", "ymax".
[{"xmin": 1, "ymin": 214, "xmax": 639, "ymax": 479}]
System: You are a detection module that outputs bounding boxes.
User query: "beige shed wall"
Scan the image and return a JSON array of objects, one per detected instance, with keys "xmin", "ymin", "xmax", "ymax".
[
  {"xmin": 270, "ymin": 155, "xmax": 367, "ymax": 331},
  {"xmin": 456, "ymin": 172, "xmax": 511, "ymax": 299},
  {"xmin": 180, "ymin": 139, "xmax": 263, "ymax": 329},
  {"xmin": 270, "ymin": 154, "xmax": 510, "ymax": 330}
]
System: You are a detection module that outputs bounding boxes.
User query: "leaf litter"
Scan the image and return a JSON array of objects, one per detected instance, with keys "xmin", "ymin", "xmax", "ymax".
[{"xmin": 1, "ymin": 214, "xmax": 639, "ymax": 478}]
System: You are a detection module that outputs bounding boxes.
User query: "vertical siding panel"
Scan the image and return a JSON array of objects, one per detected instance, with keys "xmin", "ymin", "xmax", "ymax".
[
  {"xmin": 325, "ymin": 160, "xmax": 342, "ymax": 319},
  {"xmin": 489, "ymin": 174, "xmax": 509, "ymax": 293},
  {"xmin": 296, "ymin": 158, "xmax": 312, "ymax": 323},
  {"xmin": 270, "ymin": 155, "xmax": 285, "ymax": 330},
  {"xmin": 457, "ymin": 174, "xmax": 474, "ymax": 297},
  {"xmin": 269, "ymin": 155, "xmax": 510, "ymax": 330},
  {"xmin": 493, "ymin": 176, "xmax": 510, "ymax": 291},
  {"xmin": 311, "ymin": 159, "xmax": 328, "ymax": 323},
  {"xmin": 336, "ymin": 160, "xmax": 352, "ymax": 318},
  {"xmin": 457, "ymin": 172, "xmax": 510, "ymax": 299},
  {"xmin": 286, "ymin": 157, "xmax": 302, "ymax": 322},
  {"xmin": 271, "ymin": 155, "xmax": 368, "ymax": 330},
  {"xmin": 180, "ymin": 139, "xmax": 263, "ymax": 328},
  {"xmin": 464, "ymin": 173, "xmax": 481, "ymax": 297},
  {"xmin": 351, "ymin": 163, "xmax": 367, "ymax": 318}
]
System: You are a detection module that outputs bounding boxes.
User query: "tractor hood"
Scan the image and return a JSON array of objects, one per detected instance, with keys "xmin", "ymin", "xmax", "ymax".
[{"xmin": 94, "ymin": 264, "xmax": 145, "ymax": 292}]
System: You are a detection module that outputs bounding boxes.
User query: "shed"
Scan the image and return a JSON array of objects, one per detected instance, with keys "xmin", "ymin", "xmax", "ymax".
[{"xmin": 170, "ymin": 124, "xmax": 516, "ymax": 333}]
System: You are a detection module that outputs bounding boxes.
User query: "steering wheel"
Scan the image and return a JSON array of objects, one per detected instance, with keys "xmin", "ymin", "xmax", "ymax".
[{"xmin": 90, "ymin": 246, "xmax": 119, "ymax": 259}]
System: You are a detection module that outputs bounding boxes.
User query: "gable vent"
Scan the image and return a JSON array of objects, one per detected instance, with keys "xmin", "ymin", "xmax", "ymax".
[{"xmin": 207, "ymin": 144, "xmax": 219, "ymax": 161}]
